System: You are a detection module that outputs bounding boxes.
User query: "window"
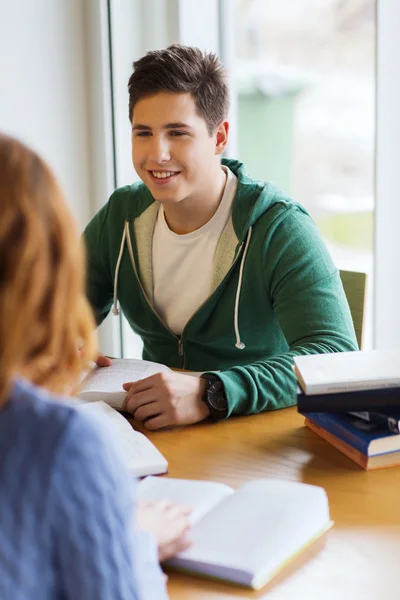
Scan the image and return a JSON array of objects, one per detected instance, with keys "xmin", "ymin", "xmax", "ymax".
[{"xmin": 227, "ymin": 0, "xmax": 375, "ymax": 346}]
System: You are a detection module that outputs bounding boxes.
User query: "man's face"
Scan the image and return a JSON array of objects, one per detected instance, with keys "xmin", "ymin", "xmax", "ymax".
[{"xmin": 131, "ymin": 91, "xmax": 227, "ymax": 204}]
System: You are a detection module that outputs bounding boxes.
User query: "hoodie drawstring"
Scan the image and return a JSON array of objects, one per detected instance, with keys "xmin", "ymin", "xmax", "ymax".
[
  {"xmin": 234, "ymin": 226, "xmax": 252, "ymax": 350},
  {"xmin": 112, "ymin": 221, "xmax": 253, "ymax": 352},
  {"xmin": 112, "ymin": 223, "xmax": 127, "ymax": 316}
]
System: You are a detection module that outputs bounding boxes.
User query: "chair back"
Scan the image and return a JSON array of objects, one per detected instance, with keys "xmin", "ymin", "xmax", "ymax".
[{"xmin": 339, "ymin": 269, "xmax": 368, "ymax": 349}]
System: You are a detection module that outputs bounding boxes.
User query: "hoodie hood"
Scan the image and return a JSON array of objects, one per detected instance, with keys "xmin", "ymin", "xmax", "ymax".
[
  {"xmin": 221, "ymin": 158, "xmax": 299, "ymax": 241},
  {"xmin": 123, "ymin": 158, "xmax": 300, "ymax": 241}
]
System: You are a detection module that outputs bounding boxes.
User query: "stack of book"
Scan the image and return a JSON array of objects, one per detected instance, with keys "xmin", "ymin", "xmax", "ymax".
[{"xmin": 294, "ymin": 349, "xmax": 400, "ymax": 470}]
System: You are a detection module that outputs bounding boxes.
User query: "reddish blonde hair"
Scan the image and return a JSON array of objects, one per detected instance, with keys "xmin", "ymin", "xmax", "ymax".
[{"xmin": 0, "ymin": 133, "xmax": 96, "ymax": 404}]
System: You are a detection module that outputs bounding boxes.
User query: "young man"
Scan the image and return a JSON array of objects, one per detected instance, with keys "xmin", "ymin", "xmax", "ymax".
[{"xmin": 84, "ymin": 44, "xmax": 357, "ymax": 430}]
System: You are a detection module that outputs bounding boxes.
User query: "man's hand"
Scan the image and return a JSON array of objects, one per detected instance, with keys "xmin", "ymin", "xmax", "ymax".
[
  {"xmin": 96, "ymin": 353, "xmax": 112, "ymax": 367},
  {"xmin": 122, "ymin": 371, "xmax": 209, "ymax": 430},
  {"xmin": 137, "ymin": 500, "xmax": 192, "ymax": 562}
]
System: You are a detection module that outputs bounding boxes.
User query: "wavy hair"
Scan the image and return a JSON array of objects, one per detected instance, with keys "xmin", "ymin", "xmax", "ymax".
[{"xmin": 0, "ymin": 133, "xmax": 96, "ymax": 404}]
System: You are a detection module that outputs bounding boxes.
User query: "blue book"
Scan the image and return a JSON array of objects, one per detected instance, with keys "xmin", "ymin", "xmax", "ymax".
[
  {"xmin": 303, "ymin": 412, "xmax": 400, "ymax": 456},
  {"xmin": 348, "ymin": 410, "xmax": 400, "ymax": 434}
]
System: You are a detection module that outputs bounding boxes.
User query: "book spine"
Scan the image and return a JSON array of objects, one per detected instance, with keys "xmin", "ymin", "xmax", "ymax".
[
  {"xmin": 349, "ymin": 411, "xmax": 400, "ymax": 434},
  {"xmin": 306, "ymin": 379, "xmax": 400, "ymax": 396},
  {"xmin": 304, "ymin": 412, "xmax": 370, "ymax": 454},
  {"xmin": 305, "ymin": 419, "xmax": 368, "ymax": 469},
  {"xmin": 297, "ymin": 386, "xmax": 400, "ymax": 413}
]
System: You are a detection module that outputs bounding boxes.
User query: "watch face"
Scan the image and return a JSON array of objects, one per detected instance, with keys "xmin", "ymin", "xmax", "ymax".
[{"xmin": 208, "ymin": 381, "xmax": 227, "ymax": 411}]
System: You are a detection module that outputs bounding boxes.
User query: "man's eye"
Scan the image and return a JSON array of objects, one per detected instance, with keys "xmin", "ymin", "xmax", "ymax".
[
  {"xmin": 135, "ymin": 131, "xmax": 151, "ymax": 137},
  {"xmin": 169, "ymin": 131, "xmax": 186, "ymax": 137}
]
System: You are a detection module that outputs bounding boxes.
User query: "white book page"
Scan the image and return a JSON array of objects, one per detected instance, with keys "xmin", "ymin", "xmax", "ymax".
[
  {"xmin": 137, "ymin": 476, "xmax": 234, "ymax": 525},
  {"xmin": 77, "ymin": 401, "xmax": 168, "ymax": 477},
  {"xmin": 168, "ymin": 480, "xmax": 330, "ymax": 587},
  {"xmin": 78, "ymin": 359, "xmax": 171, "ymax": 408}
]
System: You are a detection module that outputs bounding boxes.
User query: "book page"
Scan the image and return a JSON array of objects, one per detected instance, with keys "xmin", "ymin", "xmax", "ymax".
[
  {"xmin": 78, "ymin": 358, "xmax": 171, "ymax": 408},
  {"xmin": 77, "ymin": 401, "xmax": 168, "ymax": 477},
  {"xmin": 167, "ymin": 479, "xmax": 331, "ymax": 588},
  {"xmin": 137, "ymin": 476, "xmax": 234, "ymax": 525}
]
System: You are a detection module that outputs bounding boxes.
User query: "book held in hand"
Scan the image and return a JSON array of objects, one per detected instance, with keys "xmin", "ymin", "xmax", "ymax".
[
  {"xmin": 78, "ymin": 401, "xmax": 168, "ymax": 477},
  {"xmin": 138, "ymin": 476, "xmax": 332, "ymax": 590},
  {"xmin": 294, "ymin": 348, "xmax": 400, "ymax": 395},
  {"xmin": 78, "ymin": 358, "xmax": 172, "ymax": 409}
]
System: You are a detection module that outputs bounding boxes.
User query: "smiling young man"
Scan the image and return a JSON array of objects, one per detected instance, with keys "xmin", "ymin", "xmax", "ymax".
[{"xmin": 84, "ymin": 44, "xmax": 358, "ymax": 430}]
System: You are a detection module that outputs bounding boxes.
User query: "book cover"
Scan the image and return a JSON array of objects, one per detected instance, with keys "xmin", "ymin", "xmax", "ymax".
[
  {"xmin": 294, "ymin": 349, "xmax": 400, "ymax": 395},
  {"xmin": 297, "ymin": 386, "xmax": 400, "ymax": 413},
  {"xmin": 301, "ymin": 411, "xmax": 400, "ymax": 456}
]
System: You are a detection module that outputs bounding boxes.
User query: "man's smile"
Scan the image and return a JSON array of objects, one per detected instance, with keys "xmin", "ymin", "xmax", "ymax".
[{"xmin": 147, "ymin": 170, "xmax": 182, "ymax": 184}]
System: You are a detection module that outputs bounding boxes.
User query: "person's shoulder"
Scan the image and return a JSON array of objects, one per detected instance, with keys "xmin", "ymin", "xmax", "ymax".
[
  {"xmin": 84, "ymin": 181, "xmax": 155, "ymax": 244},
  {"xmin": 108, "ymin": 181, "xmax": 155, "ymax": 220},
  {"xmin": 2, "ymin": 379, "xmax": 131, "ymax": 496},
  {"xmin": 232, "ymin": 165, "xmax": 311, "ymax": 230},
  {"xmin": 0, "ymin": 379, "xmax": 89, "ymax": 476},
  {"xmin": 4, "ymin": 379, "xmax": 108, "ymax": 453},
  {"xmin": 5, "ymin": 378, "xmax": 76, "ymax": 431}
]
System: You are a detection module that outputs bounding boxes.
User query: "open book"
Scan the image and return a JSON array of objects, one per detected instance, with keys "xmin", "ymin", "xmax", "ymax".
[
  {"xmin": 78, "ymin": 401, "xmax": 168, "ymax": 477},
  {"xmin": 78, "ymin": 358, "xmax": 171, "ymax": 409},
  {"xmin": 138, "ymin": 476, "xmax": 332, "ymax": 590}
]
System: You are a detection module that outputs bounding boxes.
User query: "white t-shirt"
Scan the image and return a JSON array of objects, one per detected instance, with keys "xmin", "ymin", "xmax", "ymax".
[{"xmin": 152, "ymin": 166, "xmax": 238, "ymax": 335}]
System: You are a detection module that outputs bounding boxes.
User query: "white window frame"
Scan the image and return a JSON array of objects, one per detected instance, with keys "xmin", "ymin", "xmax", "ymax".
[
  {"xmin": 85, "ymin": 0, "xmax": 122, "ymax": 358},
  {"xmin": 374, "ymin": 0, "xmax": 400, "ymax": 348}
]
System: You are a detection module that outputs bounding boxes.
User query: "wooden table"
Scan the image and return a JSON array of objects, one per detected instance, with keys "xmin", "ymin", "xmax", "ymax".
[{"xmin": 129, "ymin": 407, "xmax": 400, "ymax": 600}]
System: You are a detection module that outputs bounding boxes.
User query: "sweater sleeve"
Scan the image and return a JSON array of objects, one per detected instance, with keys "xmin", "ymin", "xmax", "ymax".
[
  {"xmin": 215, "ymin": 207, "xmax": 359, "ymax": 416},
  {"xmin": 48, "ymin": 410, "xmax": 168, "ymax": 600}
]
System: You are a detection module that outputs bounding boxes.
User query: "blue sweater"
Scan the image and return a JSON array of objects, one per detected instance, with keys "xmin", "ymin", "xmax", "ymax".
[{"xmin": 0, "ymin": 378, "xmax": 168, "ymax": 600}]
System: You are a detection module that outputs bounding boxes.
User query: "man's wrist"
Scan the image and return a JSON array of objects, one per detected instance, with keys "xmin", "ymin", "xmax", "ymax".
[
  {"xmin": 197, "ymin": 378, "xmax": 210, "ymax": 419},
  {"xmin": 200, "ymin": 374, "xmax": 228, "ymax": 421}
]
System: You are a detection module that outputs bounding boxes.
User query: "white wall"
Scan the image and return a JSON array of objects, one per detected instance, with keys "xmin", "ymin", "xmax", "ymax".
[
  {"xmin": 0, "ymin": 0, "xmax": 92, "ymax": 230},
  {"xmin": 0, "ymin": 0, "xmax": 121, "ymax": 357}
]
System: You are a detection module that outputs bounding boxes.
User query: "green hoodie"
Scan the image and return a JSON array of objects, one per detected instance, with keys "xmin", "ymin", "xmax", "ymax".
[{"xmin": 84, "ymin": 158, "xmax": 358, "ymax": 417}]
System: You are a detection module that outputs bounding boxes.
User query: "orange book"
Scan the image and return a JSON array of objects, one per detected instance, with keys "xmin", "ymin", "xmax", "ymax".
[{"xmin": 305, "ymin": 418, "xmax": 400, "ymax": 470}]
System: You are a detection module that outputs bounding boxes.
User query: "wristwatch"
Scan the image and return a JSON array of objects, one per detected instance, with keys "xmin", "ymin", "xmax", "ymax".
[{"xmin": 200, "ymin": 374, "xmax": 228, "ymax": 421}]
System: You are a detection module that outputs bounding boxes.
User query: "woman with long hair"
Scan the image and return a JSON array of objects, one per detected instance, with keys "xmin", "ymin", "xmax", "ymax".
[{"xmin": 0, "ymin": 133, "xmax": 189, "ymax": 599}]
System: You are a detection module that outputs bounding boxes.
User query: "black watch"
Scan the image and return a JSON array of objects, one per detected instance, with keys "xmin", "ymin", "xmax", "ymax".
[{"xmin": 200, "ymin": 374, "xmax": 228, "ymax": 421}]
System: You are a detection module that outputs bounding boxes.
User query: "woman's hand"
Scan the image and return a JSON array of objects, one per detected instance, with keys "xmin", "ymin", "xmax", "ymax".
[
  {"xmin": 137, "ymin": 499, "xmax": 192, "ymax": 562},
  {"xmin": 96, "ymin": 353, "xmax": 112, "ymax": 367}
]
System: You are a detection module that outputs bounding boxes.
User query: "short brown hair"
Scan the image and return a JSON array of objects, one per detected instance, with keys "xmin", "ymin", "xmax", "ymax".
[
  {"xmin": 128, "ymin": 44, "xmax": 230, "ymax": 134},
  {"xmin": 0, "ymin": 133, "xmax": 96, "ymax": 404}
]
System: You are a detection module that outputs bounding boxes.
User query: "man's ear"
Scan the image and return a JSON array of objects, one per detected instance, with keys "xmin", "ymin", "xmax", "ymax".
[{"xmin": 215, "ymin": 121, "xmax": 229, "ymax": 155}]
